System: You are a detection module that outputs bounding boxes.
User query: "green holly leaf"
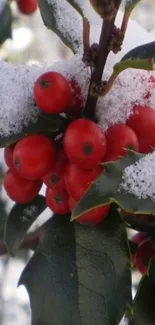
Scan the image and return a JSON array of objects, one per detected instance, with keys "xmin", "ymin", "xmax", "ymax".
[
  {"xmin": 0, "ymin": 113, "xmax": 67, "ymax": 148},
  {"xmin": 38, "ymin": 0, "xmax": 82, "ymax": 53},
  {"xmin": 130, "ymin": 257, "xmax": 155, "ymax": 325},
  {"xmin": 19, "ymin": 207, "xmax": 131, "ymax": 325},
  {"xmin": 71, "ymin": 150, "xmax": 155, "ymax": 221},
  {"xmin": 0, "ymin": 2, "xmax": 12, "ymax": 45},
  {"xmin": 114, "ymin": 42, "xmax": 155, "ymax": 74},
  {"xmin": 4, "ymin": 195, "xmax": 46, "ymax": 257}
]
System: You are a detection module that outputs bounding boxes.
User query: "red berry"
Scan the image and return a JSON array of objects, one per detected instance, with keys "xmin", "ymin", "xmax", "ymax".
[
  {"xmin": 64, "ymin": 163, "xmax": 103, "ymax": 201},
  {"xmin": 134, "ymin": 238, "xmax": 155, "ymax": 274},
  {"xmin": 4, "ymin": 169, "xmax": 42, "ymax": 204},
  {"xmin": 46, "ymin": 187, "xmax": 70, "ymax": 215},
  {"xmin": 63, "ymin": 119, "xmax": 107, "ymax": 169},
  {"xmin": 68, "ymin": 78, "xmax": 83, "ymax": 116},
  {"xmin": 4, "ymin": 144, "xmax": 16, "ymax": 169},
  {"xmin": 132, "ymin": 232, "xmax": 146, "ymax": 246},
  {"xmin": 127, "ymin": 105, "xmax": 155, "ymax": 153},
  {"xmin": 17, "ymin": 0, "xmax": 37, "ymax": 15},
  {"xmin": 43, "ymin": 149, "xmax": 67, "ymax": 189},
  {"xmin": 13, "ymin": 135, "xmax": 56, "ymax": 180},
  {"xmin": 34, "ymin": 72, "xmax": 71, "ymax": 114},
  {"xmin": 104, "ymin": 124, "xmax": 139, "ymax": 161},
  {"xmin": 69, "ymin": 196, "xmax": 109, "ymax": 224}
]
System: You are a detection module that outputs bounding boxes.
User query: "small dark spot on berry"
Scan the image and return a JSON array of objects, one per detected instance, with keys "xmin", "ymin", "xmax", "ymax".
[
  {"xmin": 54, "ymin": 194, "xmax": 63, "ymax": 204},
  {"xmin": 14, "ymin": 156, "xmax": 20, "ymax": 169},
  {"xmin": 40, "ymin": 79, "xmax": 50, "ymax": 88},
  {"xmin": 50, "ymin": 174, "xmax": 60, "ymax": 185},
  {"xmin": 83, "ymin": 143, "xmax": 93, "ymax": 155}
]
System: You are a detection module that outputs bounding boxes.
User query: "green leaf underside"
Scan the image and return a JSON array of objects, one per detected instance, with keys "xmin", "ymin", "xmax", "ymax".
[
  {"xmin": 38, "ymin": 0, "xmax": 82, "ymax": 53},
  {"xmin": 0, "ymin": 114, "xmax": 65, "ymax": 148},
  {"xmin": 114, "ymin": 42, "xmax": 155, "ymax": 74},
  {"xmin": 125, "ymin": 0, "xmax": 142, "ymax": 12},
  {"xmin": 19, "ymin": 208, "xmax": 131, "ymax": 325},
  {"xmin": 4, "ymin": 195, "xmax": 46, "ymax": 257},
  {"xmin": 130, "ymin": 257, "xmax": 155, "ymax": 325},
  {"xmin": 72, "ymin": 150, "xmax": 155, "ymax": 220},
  {"xmin": 0, "ymin": 2, "xmax": 12, "ymax": 45}
]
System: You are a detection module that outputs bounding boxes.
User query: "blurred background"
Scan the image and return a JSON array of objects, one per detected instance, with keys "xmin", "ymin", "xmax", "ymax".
[{"xmin": 0, "ymin": 1, "xmax": 154, "ymax": 324}]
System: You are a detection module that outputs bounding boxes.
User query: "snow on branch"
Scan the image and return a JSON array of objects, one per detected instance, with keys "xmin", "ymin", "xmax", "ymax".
[{"xmin": 0, "ymin": 10, "xmax": 154, "ymax": 142}]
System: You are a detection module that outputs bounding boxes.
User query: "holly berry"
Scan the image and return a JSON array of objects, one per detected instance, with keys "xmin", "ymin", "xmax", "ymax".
[
  {"xmin": 34, "ymin": 72, "xmax": 71, "ymax": 114},
  {"xmin": 4, "ymin": 144, "xmax": 16, "ymax": 169},
  {"xmin": 64, "ymin": 163, "xmax": 103, "ymax": 201},
  {"xmin": 69, "ymin": 196, "xmax": 109, "ymax": 224},
  {"xmin": 127, "ymin": 105, "xmax": 155, "ymax": 153},
  {"xmin": 104, "ymin": 124, "xmax": 139, "ymax": 162},
  {"xmin": 46, "ymin": 187, "xmax": 70, "ymax": 215},
  {"xmin": 43, "ymin": 149, "xmax": 67, "ymax": 189},
  {"xmin": 13, "ymin": 134, "xmax": 56, "ymax": 180},
  {"xmin": 17, "ymin": 0, "xmax": 37, "ymax": 15},
  {"xmin": 132, "ymin": 232, "xmax": 146, "ymax": 246},
  {"xmin": 4, "ymin": 169, "xmax": 42, "ymax": 204},
  {"xmin": 68, "ymin": 78, "xmax": 83, "ymax": 116},
  {"xmin": 63, "ymin": 119, "xmax": 107, "ymax": 169},
  {"xmin": 134, "ymin": 238, "xmax": 155, "ymax": 274}
]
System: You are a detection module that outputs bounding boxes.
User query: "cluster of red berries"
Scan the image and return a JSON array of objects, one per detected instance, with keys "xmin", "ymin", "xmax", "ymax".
[
  {"xmin": 16, "ymin": 0, "xmax": 37, "ymax": 15},
  {"xmin": 3, "ymin": 70, "xmax": 155, "ymax": 225}
]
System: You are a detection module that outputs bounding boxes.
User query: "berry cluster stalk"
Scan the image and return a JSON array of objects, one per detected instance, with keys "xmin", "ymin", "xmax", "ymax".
[{"xmin": 83, "ymin": 0, "xmax": 122, "ymax": 120}]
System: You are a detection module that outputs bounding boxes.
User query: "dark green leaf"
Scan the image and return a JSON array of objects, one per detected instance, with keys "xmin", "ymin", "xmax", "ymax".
[
  {"xmin": 4, "ymin": 195, "xmax": 46, "ymax": 257},
  {"xmin": 130, "ymin": 257, "xmax": 155, "ymax": 325},
  {"xmin": 113, "ymin": 42, "xmax": 155, "ymax": 74},
  {"xmin": 0, "ymin": 113, "xmax": 67, "ymax": 148},
  {"xmin": 72, "ymin": 150, "xmax": 155, "ymax": 220},
  {"xmin": 19, "ymin": 214, "xmax": 80, "ymax": 325},
  {"xmin": 19, "ymin": 206, "xmax": 131, "ymax": 325},
  {"xmin": 122, "ymin": 41, "xmax": 155, "ymax": 62},
  {"xmin": 38, "ymin": 0, "xmax": 82, "ymax": 53},
  {"xmin": 0, "ymin": 2, "xmax": 12, "ymax": 45}
]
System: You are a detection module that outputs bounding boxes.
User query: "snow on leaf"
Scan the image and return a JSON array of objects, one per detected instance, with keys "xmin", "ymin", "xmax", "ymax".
[
  {"xmin": 66, "ymin": 0, "xmax": 102, "ymax": 25},
  {"xmin": 0, "ymin": 12, "xmax": 155, "ymax": 145},
  {"xmin": 119, "ymin": 151, "xmax": 155, "ymax": 201},
  {"xmin": 38, "ymin": 0, "xmax": 82, "ymax": 53}
]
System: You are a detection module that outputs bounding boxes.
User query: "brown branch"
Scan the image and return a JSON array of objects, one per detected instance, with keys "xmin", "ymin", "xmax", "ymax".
[
  {"xmin": 83, "ymin": 17, "xmax": 90, "ymax": 55},
  {"xmin": 83, "ymin": 0, "xmax": 122, "ymax": 120}
]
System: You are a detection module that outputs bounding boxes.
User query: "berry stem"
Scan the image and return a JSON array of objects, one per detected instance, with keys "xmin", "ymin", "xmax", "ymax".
[
  {"xmin": 83, "ymin": 17, "xmax": 90, "ymax": 55},
  {"xmin": 83, "ymin": 0, "xmax": 122, "ymax": 120}
]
